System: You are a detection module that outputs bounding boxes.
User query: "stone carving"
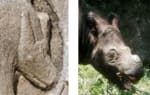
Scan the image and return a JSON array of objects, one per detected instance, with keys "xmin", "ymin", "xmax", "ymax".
[{"xmin": 0, "ymin": 0, "xmax": 67, "ymax": 95}]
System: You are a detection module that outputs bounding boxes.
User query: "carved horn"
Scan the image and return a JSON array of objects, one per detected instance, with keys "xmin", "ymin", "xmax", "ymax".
[{"xmin": 20, "ymin": 11, "xmax": 35, "ymax": 46}]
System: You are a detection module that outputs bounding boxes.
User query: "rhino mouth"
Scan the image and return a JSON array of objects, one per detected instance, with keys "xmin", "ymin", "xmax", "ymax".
[
  {"xmin": 116, "ymin": 72, "xmax": 138, "ymax": 90},
  {"xmin": 128, "ymin": 75, "xmax": 137, "ymax": 83}
]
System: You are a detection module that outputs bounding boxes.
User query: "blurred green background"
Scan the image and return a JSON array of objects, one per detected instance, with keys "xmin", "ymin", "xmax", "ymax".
[{"xmin": 79, "ymin": 0, "xmax": 150, "ymax": 95}]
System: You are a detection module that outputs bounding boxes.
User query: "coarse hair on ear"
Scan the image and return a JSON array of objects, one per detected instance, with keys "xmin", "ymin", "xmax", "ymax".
[
  {"xmin": 87, "ymin": 11, "xmax": 97, "ymax": 28},
  {"xmin": 86, "ymin": 11, "xmax": 98, "ymax": 44},
  {"xmin": 87, "ymin": 11, "xmax": 109, "ymax": 31},
  {"xmin": 108, "ymin": 12, "xmax": 119, "ymax": 28}
]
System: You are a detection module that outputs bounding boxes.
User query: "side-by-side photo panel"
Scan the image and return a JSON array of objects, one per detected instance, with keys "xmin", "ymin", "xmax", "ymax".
[{"xmin": 79, "ymin": 0, "xmax": 150, "ymax": 95}]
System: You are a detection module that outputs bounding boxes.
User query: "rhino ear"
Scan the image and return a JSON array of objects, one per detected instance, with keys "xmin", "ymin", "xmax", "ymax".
[
  {"xmin": 87, "ymin": 11, "xmax": 97, "ymax": 28},
  {"xmin": 87, "ymin": 12, "xmax": 109, "ymax": 31},
  {"xmin": 108, "ymin": 13, "xmax": 119, "ymax": 28},
  {"xmin": 112, "ymin": 16, "xmax": 119, "ymax": 28}
]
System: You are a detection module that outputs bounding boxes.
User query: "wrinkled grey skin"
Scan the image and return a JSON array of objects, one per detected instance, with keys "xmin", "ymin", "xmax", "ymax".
[
  {"xmin": 89, "ymin": 12, "xmax": 143, "ymax": 75},
  {"xmin": 79, "ymin": 2, "xmax": 143, "ymax": 89}
]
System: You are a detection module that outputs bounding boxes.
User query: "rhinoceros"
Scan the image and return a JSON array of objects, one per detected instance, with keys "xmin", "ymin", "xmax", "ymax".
[{"xmin": 79, "ymin": 0, "xmax": 143, "ymax": 89}]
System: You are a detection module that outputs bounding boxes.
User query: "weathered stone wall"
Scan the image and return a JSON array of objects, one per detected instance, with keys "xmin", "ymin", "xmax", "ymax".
[
  {"xmin": 0, "ymin": 0, "xmax": 68, "ymax": 95},
  {"xmin": 17, "ymin": 0, "xmax": 68, "ymax": 95}
]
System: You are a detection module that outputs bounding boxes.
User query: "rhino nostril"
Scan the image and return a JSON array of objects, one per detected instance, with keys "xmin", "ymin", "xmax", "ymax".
[{"xmin": 127, "ymin": 67, "xmax": 143, "ymax": 80}]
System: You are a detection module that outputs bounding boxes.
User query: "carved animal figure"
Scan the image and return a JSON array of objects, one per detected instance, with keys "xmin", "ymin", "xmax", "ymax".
[
  {"xmin": 0, "ymin": 0, "xmax": 57, "ymax": 95},
  {"xmin": 79, "ymin": 0, "xmax": 143, "ymax": 89}
]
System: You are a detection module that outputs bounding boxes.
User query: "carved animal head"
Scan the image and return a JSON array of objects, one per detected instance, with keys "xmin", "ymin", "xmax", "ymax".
[{"xmin": 87, "ymin": 12, "xmax": 143, "ymax": 89}]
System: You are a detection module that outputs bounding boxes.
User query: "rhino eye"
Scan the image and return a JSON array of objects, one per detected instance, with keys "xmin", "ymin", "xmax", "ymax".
[{"xmin": 102, "ymin": 32, "xmax": 108, "ymax": 37}]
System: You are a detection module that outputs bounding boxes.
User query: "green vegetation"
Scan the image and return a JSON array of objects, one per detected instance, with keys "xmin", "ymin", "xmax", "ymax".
[{"xmin": 79, "ymin": 64, "xmax": 150, "ymax": 95}]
